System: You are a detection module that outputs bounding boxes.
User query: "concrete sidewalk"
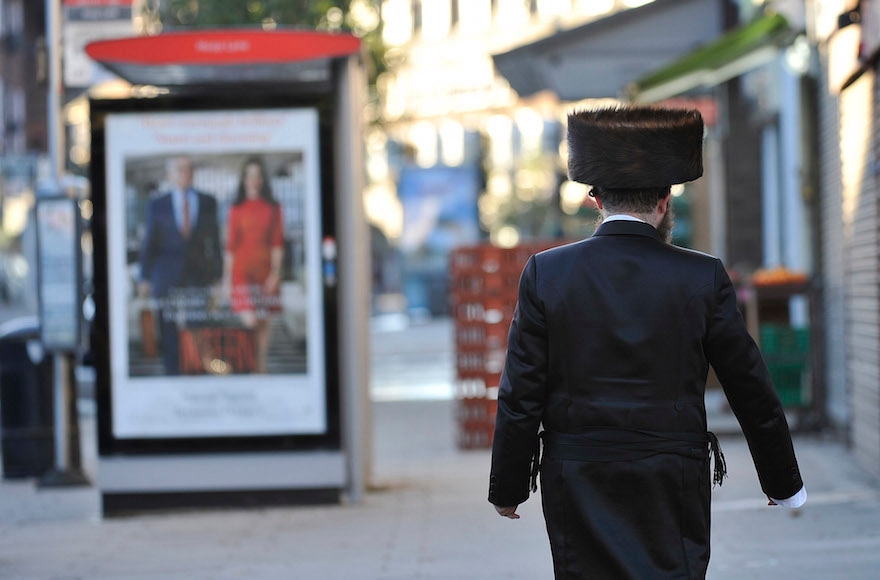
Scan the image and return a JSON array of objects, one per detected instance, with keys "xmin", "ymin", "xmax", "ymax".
[{"xmin": 0, "ymin": 400, "xmax": 879, "ymax": 579}]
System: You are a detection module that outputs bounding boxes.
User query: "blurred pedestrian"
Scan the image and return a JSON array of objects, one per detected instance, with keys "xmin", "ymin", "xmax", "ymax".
[
  {"xmin": 489, "ymin": 106, "xmax": 806, "ymax": 579},
  {"xmin": 222, "ymin": 157, "xmax": 284, "ymax": 374}
]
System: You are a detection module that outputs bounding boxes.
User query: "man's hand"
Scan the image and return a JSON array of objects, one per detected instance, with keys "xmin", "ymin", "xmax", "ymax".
[{"xmin": 494, "ymin": 505, "xmax": 520, "ymax": 519}]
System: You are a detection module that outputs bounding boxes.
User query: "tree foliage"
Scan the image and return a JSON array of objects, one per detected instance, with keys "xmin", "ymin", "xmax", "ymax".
[
  {"xmin": 141, "ymin": 1, "xmax": 386, "ymax": 95},
  {"xmin": 160, "ymin": 0, "xmax": 357, "ymax": 30}
]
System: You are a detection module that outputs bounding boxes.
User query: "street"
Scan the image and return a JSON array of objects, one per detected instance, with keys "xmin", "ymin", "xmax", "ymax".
[
  {"xmin": 0, "ymin": 1, "xmax": 879, "ymax": 577},
  {"xmin": 0, "ymin": 317, "xmax": 878, "ymax": 578},
  {"xmin": 1, "ymin": 403, "xmax": 879, "ymax": 579}
]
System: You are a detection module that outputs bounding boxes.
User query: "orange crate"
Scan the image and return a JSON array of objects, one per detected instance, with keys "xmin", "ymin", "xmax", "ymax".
[
  {"xmin": 455, "ymin": 323, "xmax": 486, "ymax": 348},
  {"xmin": 457, "ymin": 421, "xmax": 495, "ymax": 449},
  {"xmin": 456, "ymin": 393, "xmax": 497, "ymax": 449},
  {"xmin": 456, "ymin": 396, "xmax": 497, "ymax": 420},
  {"xmin": 456, "ymin": 351, "xmax": 486, "ymax": 377},
  {"xmin": 456, "ymin": 377, "xmax": 488, "ymax": 398},
  {"xmin": 455, "ymin": 374, "xmax": 503, "ymax": 399},
  {"xmin": 450, "ymin": 248, "xmax": 479, "ymax": 273},
  {"xmin": 452, "ymin": 301, "xmax": 485, "ymax": 322},
  {"xmin": 483, "ymin": 372, "xmax": 502, "ymax": 391}
]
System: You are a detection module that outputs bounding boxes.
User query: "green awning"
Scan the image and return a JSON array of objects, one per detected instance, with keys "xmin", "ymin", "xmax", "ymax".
[{"xmin": 629, "ymin": 12, "xmax": 794, "ymax": 102}]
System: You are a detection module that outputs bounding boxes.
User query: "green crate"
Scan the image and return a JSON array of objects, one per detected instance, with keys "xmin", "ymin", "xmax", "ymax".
[
  {"xmin": 760, "ymin": 325, "xmax": 810, "ymax": 407},
  {"xmin": 759, "ymin": 324, "xmax": 810, "ymax": 355},
  {"xmin": 766, "ymin": 361, "xmax": 808, "ymax": 407}
]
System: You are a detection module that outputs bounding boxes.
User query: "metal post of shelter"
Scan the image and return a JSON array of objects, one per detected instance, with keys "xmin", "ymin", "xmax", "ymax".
[{"xmin": 336, "ymin": 53, "xmax": 371, "ymax": 503}]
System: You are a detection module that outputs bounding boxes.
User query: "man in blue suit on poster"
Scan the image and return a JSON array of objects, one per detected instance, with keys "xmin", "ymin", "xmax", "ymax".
[{"xmin": 138, "ymin": 156, "xmax": 223, "ymax": 375}]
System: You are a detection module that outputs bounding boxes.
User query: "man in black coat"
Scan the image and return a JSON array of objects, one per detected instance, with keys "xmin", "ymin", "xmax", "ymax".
[{"xmin": 489, "ymin": 107, "xmax": 805, "ymax": 579}]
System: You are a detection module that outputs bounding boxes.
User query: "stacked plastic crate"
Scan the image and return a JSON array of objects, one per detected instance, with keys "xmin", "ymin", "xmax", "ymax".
[
  {"xmin": 450, "ymin": 242, "xmax": 558, "ymax": 449},
  {"xmin": 759, "ymin": 324, "xmax": 811, "ymax": 407}
]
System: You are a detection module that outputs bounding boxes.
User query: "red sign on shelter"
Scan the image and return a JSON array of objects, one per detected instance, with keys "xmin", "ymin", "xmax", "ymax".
[
  {"xmin": 86, "ymin": 30, "xmax": 362, "ymax": 65},
  {"xmin": 85, "ymin": 30, "xmax": 362, "ymax": 86}
]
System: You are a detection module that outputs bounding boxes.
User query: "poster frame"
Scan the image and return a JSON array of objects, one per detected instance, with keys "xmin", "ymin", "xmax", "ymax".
[{"xmin": 89, "ymin": 92, "xmax": 341, "ymax": 457}]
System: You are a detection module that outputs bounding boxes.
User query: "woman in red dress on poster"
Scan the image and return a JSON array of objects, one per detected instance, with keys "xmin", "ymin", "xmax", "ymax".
[{"xmin": 223, "ymin": 157, "xmax": 284, "ymax": 374}]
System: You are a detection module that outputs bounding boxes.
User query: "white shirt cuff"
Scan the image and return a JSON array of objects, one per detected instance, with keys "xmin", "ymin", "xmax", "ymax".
[{"xmin": 769, "ymin": 485, "xmax": 807, "ymax": 508}]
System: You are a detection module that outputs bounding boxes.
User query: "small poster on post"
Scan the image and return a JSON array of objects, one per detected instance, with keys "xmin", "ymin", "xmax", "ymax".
[
  {"xmin": 104, "ymin": 108, "xmax": 326, "ymax": 439},
  {"xmin": 37, "ymin": 197, "xmax": 81, "ymax": 351}
]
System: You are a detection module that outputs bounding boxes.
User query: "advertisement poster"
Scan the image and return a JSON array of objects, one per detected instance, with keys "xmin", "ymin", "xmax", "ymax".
[
  {"xmin": 397, "ymin": 165, "xmax": 481, "ymax": 316},
  {"xmin": 105, "ymin": 109, "xmax": 325, "ymax": 438}
]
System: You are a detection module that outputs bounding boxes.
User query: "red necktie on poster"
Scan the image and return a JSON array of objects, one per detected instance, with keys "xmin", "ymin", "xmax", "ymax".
[{"xmin": 181, "ymin": 192, "xmax": 191, "ymax": 238}]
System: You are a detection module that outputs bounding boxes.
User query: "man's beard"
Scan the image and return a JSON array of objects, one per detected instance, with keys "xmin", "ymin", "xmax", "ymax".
[{"xmin": 657, "ymin": 203, "xmax": 675, "ymax": 244}]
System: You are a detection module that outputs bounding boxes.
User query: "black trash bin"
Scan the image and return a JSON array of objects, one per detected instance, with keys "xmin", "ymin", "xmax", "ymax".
[{"xmin": 0, "ymin": 317, "xmax": 54, "ymax": 479}]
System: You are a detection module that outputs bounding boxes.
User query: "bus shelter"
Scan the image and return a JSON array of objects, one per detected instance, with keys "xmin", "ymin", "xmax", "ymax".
[{"xmin": 85, "ymin": 29, "xmax": 369, "ymax": 515}]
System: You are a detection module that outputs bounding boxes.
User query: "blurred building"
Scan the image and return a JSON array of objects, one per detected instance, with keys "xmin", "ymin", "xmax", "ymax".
[
  {"xmin": 372, "ymin": 0, "xmax": 697, "ymax": 315},
  {"xmin": 491, "ymin": 0, "xmax": 730, "ymax": 259},
  {"xmin": 485, "ymin": 3, "xmax": 815, "ymax": 438},
  {"xmin": 62, "ymin": 0, "xmax": 136, "ymax": 176},
  {"xmin": 0, "ymin": 0, "xmax": 46, "ymax": 158},
  {"xmin": 373, "ymin": 0, "xmax": 876, "ymax": 461},
  {"xmin": 811, "ymin": 0, "xmax": 880, "ymax": 478},
  {"xmin": 488, "ymin": 0, "xmax": 863, "ymax": 451},
  {"xmin": 0, "ymin": 0, "xmax": 133, "ymax": 314},
  {"xmin": 619, "ymin": 0, "xmax": 819, "ymax": 417},
  {"xmin": 0, "ymin": 0, "xmax": 47, "ymax": 312}
]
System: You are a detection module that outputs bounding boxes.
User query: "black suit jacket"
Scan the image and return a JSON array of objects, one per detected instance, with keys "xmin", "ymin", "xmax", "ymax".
[
  {"xmin": 489, "ymin": 220, "xmax": 803, "ymax": 507},
  {"xmin": 140, "ymin": 191, "xmax": 223, "ymax": 297}
]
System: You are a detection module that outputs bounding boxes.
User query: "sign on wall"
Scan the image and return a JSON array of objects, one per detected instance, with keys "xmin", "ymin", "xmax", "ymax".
[
  {"xmin": 397, "ymin": 165, "xmax": 481, "ymax": 315},
  {"xmin": 63, "ymin": 0, "xmax": 134, "ymax": 88},
  {"xmin": 104, "ymin": 108, "xmax": 326, "ymax": 439}
]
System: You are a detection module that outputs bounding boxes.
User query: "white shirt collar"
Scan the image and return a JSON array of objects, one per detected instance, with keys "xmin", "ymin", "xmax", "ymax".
[{"xmin": 602, "ymin": 214, "xmax": 648, "ymax": 224}]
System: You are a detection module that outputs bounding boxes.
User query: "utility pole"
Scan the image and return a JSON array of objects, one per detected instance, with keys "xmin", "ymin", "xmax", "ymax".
[
  {"xmin": 39, "ymin": 0, "xmax": 89, "ymax": 488},
  {"xmin": 47, "ymin": 0, "xmax": 64, "ymax": 179}
]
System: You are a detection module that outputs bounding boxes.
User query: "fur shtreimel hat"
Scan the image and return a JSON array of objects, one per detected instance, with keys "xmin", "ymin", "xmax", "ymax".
[{"xmin": 567, "ymin": 106, "xmax": 704, "ymax": 189}]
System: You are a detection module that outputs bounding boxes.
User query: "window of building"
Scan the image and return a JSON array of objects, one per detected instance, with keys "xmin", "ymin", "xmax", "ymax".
[
  {"xmin": 421, "ymin": 0, "xmax": 451, "ymax": 41},
  {"xmin": 410, "ymin": 121, "xmax": 439, "ymax": 167},
  {"xmin": 0, "ymin": 80, "xmax": 5, "ymax": 155},
  {"xmin": 458, "ymin": 0, "xmax": 491, "ymax": 35},
  {"xmin": 7, "ymin": 0, "xmax": 22, "ymax": 36},
  {"xmin": 11, "ymin": 87, "xmax": 25, "ymax": 153},
  {"xmin": 383, "ymin": 0, "xmax": 414, "ymax": 46},
  {"xmin": 486, "ymin": 115, "xmax": 513, "ymax": 169},
  {"xmin": 366, "ymin": 129, "xmax": 391, "ymax": 182},
  {"xmin": 495, "ymin": 0, "xmax": 529, "ymax": 29},
  {"xmin": 514, "ymin": 107, "xmax": 544, "ymax": 156},
  {"xmin": 413, "ymin": 0, "xmax": 422, "ymax": 33},
  {"xmin": 381, "ymin": 70, "xmax": 414, "ymax": 120},
  {"xmin": 574, "ymin": 0, "xmax": 615, "ymax": 17},
  {"xmin": 537, "ymin": 0, "xmax": 571, "ymax": 19},
  {"xmin": 620, "ymin": 0, "xmax": 654, "ymax": 8},
  {"xmin": 440, "ymin": 120, "xmax": 465, "ymax": 166}
]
